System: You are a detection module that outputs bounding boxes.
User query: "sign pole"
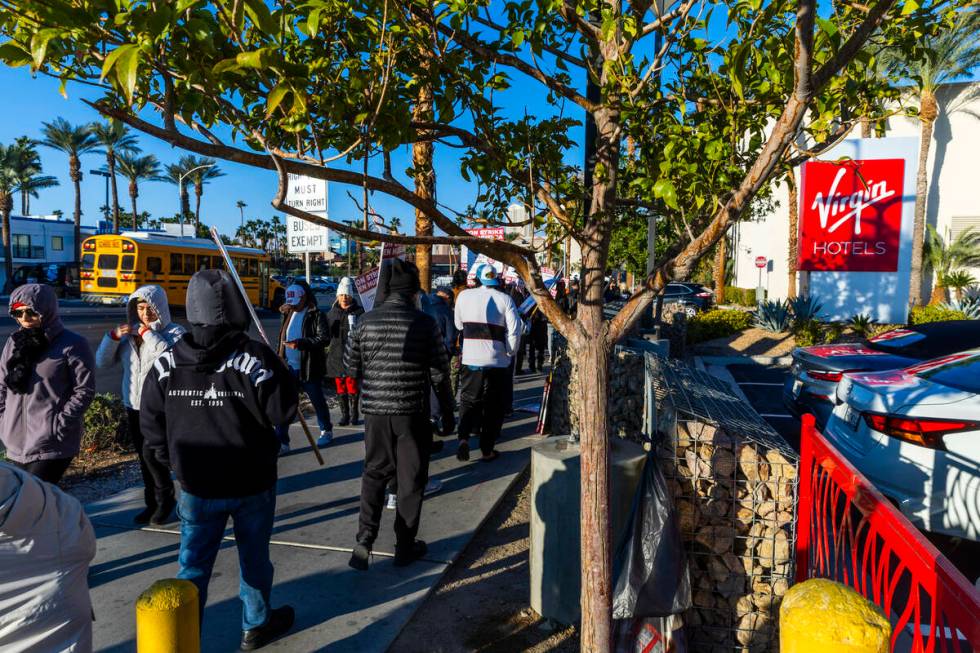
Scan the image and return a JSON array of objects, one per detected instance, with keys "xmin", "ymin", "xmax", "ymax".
[
  {"xmin": 304, "ymin": 252, "xmax": 311, "ymax": 283},
  {"xmin": 210, "ymin": 227, "xmax": 324, "ymax": 466}
]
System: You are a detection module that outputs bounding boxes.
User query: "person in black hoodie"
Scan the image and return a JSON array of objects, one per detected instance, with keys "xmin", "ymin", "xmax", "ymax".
[
  {"xmin": 141, "ymin": 270, "xmax": 299, "ymax": 651},
  {"xmin": 345, "ymin": 259, "xmax": 455, "ymax": 570},
  {"xmin": 276, "ymin": 280, "xmax": 332, "ymax": 451},
  {"xmin": 325, "ymin": 277, "xmax": 364, "ymax": 427}
]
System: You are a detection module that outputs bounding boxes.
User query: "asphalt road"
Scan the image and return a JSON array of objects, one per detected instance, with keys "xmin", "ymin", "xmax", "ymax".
[{"xmin": 0, "ymin": 294, "xmax": 337, "ymax": 396}]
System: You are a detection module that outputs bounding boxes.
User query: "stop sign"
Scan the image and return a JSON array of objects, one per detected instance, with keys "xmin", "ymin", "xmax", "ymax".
[{"xmin": 755, "ymin": 256, "xmax": 768, "ymax": 269}]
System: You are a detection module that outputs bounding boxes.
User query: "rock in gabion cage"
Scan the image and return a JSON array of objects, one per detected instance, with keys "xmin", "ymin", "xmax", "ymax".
[{"xmin": 648, "ymin": 354, "xmax": 799, "ymax": 652}]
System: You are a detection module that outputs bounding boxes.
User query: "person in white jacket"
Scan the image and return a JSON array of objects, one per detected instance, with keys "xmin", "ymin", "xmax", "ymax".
[
  {"xmin": 453, "ymin": 264, "xmax": 522, "ymax": 462},
  {"xmin": 0, "ymin": 461, "xmax": 96, "ymax": 653},
  {"xmin": 96, "ymin": 285, "xmax": 184, "ymax": 525}
]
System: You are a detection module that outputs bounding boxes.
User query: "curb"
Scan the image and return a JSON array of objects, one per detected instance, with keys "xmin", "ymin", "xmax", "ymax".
[{"xmin": 698, "ymin": 354, "xmax": 793, "ymax": 367}]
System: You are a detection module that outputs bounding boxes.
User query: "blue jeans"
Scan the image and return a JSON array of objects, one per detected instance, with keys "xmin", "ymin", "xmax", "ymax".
[
  {"xmin": 276, "ymin": 369, "xmax": 332, "ymax": 445},
  {"xmin": 176, "ymin": 488, "xmax": 277, "ymax": 631}
]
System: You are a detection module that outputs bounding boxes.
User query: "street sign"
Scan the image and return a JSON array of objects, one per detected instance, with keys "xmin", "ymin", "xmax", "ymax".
[
  {"xmin": 285, "ymin": 173, "xmax": 330, "ymax": 254},
  {"xmin": 755, "ymin": 256, "xmax": 768, "ymax": 269}
]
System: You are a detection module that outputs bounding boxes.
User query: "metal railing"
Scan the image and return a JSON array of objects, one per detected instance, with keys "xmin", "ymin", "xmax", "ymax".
[{"xmin": 796, "ymin": 413, "xmax": 980, "ymax": 652}]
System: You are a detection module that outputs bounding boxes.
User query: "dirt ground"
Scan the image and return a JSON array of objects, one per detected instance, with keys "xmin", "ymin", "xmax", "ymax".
[
  {"xmin": 60, "ymin": 451, "xmax": 142, "ymax": 505},
  {"xmin": 390, "ymin": 470, "xmax": 579, "ymax": 653},
  {"xmin": 692, "ymin": 326, "xmax": 798, "ymax": 357}
]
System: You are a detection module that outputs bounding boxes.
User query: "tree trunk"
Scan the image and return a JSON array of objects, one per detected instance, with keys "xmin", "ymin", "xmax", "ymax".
[
  {"xmin": 108, "ymin": 152, "xmax": 121, "ymax": 233},
  {"xmin": 786, "ymin": 169, "xmax": 799, "ymax": 299},
  {"xmin": 413, "ymin": 64, "xmax": 435, "ymax": 292},
  {"xmin": 195, "ymin": 185, "xmax": 203, "ymax": 233},
  {"xmin": 713, "ymin": 235, "xmax": 726, "ymax": 303},
  {"xmin": 909, "ymin": 90, "xmax": 937, "ymax": 307},
  {"xmin": 180, "ymin": 187, "xmax": 191, "ymax": 226},
  {"xmin": 929, "ymin": 282, "xmax": 946, "ymax": 305},
  {"xmin": 860, "ymin": 116, "xmax": 872, "ymax": 138},
  {"xmin": 1, "ymin": 197, "xmax": 13, "ymax": 289},
  {"xmin": 71, "ymin": 156, "xmax": 82, "ymax": 263},
  {"xmin": 130, "ymin": 181, "xmax": 139, "ymax": 230},
  {"xmin": 20, "ymin": 189, "xmax": 27, "ymax": 216}
]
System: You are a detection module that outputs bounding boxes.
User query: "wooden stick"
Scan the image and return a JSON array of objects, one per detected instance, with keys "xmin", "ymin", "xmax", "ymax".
[{"xmin": 209, "ymin": 227, "xmax": 324, "ymax": 466}]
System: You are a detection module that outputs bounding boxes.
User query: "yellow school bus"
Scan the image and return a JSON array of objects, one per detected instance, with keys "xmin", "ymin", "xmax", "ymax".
[{"xmin": 80, "ymin": 232, "xmax": 284, "ymax": 308}]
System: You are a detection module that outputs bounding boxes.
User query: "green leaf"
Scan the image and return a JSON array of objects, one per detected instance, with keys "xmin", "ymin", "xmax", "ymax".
[
  {"xmin": 653, "ymin": 179, "xmax": 678, "ymax": 210},
  {"xmin": 235, "ymin": 47, "xmax": 276, "ymax": 70},
  {"xmin": 176, "ymin": 0, "xmax": 198, "ymax": 12},
  {"xmin": 512, "ymin": 29, "xmax": 524, "ymax": 47},
  {"xmin": 212, "ymin": 57, "xmax": 241, "ymax": 75},
  {"xmin": 244, "ymin": 0, "xmax": 277, "ymax": 34},
  {"xmin": 100, "ymin": 43, "xmax": 136, "ymax": 82},
  {"xmin": 902, "ymin": 0, "xmax": 920, "ymax": 15},
  {"xmin": 113, "ymin": 44, "xmax": 142, "ymax": 104},
  {"xmin": 0, "ymin": 42, "xmax": 32, "ymax": 67},
  {"xmin": 265, "ymin": 84, "xmax": 290, "ymax": 117},
  {"xmin": 30, "ymin": 28, "xmax": 60, "ymax": 67}
]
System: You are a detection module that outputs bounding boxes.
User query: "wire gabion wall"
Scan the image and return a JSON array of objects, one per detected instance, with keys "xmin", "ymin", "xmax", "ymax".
[{"xmin": 647, "ymin": 353, "xmax": 799, "ymax": 652}]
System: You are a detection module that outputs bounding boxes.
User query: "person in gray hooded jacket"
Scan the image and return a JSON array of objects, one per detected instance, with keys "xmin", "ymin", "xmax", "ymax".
[
  {"xmin": 0, "ymin": 284, "xmax": 95, "ymax": 484},
  {"xmin": 96, "ymin": 285, "xmax": 185, "ymax": 525}
]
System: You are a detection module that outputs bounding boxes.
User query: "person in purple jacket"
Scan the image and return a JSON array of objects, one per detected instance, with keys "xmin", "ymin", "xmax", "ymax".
[{"xmin": 0, "ymin": 284, "xmax": 96, "ymax": 484}]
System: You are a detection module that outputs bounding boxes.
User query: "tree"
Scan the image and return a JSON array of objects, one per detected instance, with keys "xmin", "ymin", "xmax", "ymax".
[
  {"xmin": 162, "ymin": 158, "xmax": 193, "ymax": 228},
  {"xmin": 1, "ymin": 1, "xmax": 950, "ymax": 647},
  {"xmin": 39, "ymin": 118, "xmax": 99, "ymax": 262},
  {"xmin": 115, "ymin": 152, "xmax": 163, "ymax": 230},
  {"xmin": 883, "ymin": 7, "xmax": 980, "ymax": 306},
  {"xmin": 943, "ymin": 270, "xmax": 977, "ymax": 302},
  {"xmin": 236, "ymin": 199, "xmax": 247, "ymax": 239},
  {"xmin": 9, "ymin": 137, "xmax": 58, "ymax": 216},
  {"xmin": 91, "ymin": 121, "xmax": 140, "ymax": 233},
  {"xmin": 182, "ymin": 155, "xmax": 224, "ymax": 231},
  {"xmin": 923, "ymin": 224, "xmax": 980, "ymax": 304},
  {"xmin": 0, "ymin": 144, "xmax": 20, "ymax": 285}
]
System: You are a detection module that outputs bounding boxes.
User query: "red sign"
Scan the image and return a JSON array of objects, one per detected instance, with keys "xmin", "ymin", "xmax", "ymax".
[
  {"xmin": 798, "ymin": 158, "xmax": 904, "ymax": 272},
  {"xmin": 465, "ymin": 227, "xmax": 506, "ymax": 240},
  {"xmin": 755, "ymin": 256, "xmax": 767, "ymax": 268}
]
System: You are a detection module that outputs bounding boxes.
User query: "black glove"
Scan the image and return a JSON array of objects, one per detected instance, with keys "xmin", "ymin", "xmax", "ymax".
[{"xmin": 441, "ymin": 411, "xmax": 456, "ymax": 437}]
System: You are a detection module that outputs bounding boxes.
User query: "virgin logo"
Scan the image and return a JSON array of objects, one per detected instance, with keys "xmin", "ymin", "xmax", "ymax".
[{"xmin": 811, "ymin": 168, "xmax": 897, "ymax": 235}]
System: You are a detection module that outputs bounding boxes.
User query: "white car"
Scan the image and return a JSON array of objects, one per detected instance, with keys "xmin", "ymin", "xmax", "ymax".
[{"xmin": 824, "ymin": 350, "xmax": 980, "ymax": 541}]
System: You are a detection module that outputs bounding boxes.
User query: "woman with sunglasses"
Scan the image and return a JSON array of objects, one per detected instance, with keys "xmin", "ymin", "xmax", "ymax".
[
  {"xmin": 96, "ymin": 285, "xmax": 185, "ymax": 524},
  {"xmin": 0, "ymin": 284, "xmax": 95, "ymax": 484}
]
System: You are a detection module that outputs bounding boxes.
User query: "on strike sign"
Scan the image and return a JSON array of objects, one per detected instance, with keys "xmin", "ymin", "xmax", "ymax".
[{"xmin": 798, "ymin": 158, "xmax": 904, "ymax": 272}]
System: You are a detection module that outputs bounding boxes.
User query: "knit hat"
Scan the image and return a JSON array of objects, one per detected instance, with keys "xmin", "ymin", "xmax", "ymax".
[
  {"xmin": 337, "ymin": 277, "xmax": 355, "ymax": 297},
  {"xmin": 380, "ymin": 259, "xmax": 421, "ymax": 296}
]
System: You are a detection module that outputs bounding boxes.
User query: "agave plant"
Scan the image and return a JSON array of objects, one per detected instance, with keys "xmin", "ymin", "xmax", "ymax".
[
  {"xmin": 789, "ymin": 295, "xmax": 824, "ymax": 323},
  {"xmin": 941, "ymin": 297, "xmax": 980, "ymax": 320},
  {"xmin": 755, "ymin": 299, "xmax": 792, "ymax": 333},
  {"xmin": 848, "ymin": 313, "xmax": 879, "ymax": 338}
]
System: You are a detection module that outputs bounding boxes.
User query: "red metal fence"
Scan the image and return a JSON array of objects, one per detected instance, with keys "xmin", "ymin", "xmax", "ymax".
[{"xmin": 796, "ymin": 414, "xmax": 980, "ymax": 652}]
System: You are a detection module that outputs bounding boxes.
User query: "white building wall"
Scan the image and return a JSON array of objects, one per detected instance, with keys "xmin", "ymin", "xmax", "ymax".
[
  {"xmin": 735, "ymin": 81, "xmax": 980, "ymax": 301},
  {"xmin": 0, "ymin": 215, "xmax": 96, "ymax": 288}
]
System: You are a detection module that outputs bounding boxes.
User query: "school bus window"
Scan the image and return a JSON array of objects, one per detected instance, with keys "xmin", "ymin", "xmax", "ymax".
[
  {"xmin": 82, "ymin": 254, "xmax": 95, "ymax": 270},
  {"xmin": 147, "ymin": 256, "xmax": 163, "ymax": 274},
  {"xmin": 234, "ymin": 258, "xmax": 247, "ymax": 275},
  {"xmin": 170, "ymin": 254, "xmax": 183, "ymax": 274},
  {"xmin": 121, "ymin": 255, "xmax": 135, "ymax": 271},
  {"xmin": 249, "ymin": 259, "xmax": 259, "ymax": 276},
  {"xmin": 182, "ymin": 255, "xmax": 195, "ymax": 275},
  {"xmin": 196, "ymin": 255, "xmax": 211, "ymax": 271},
  {"xmin": 98, "ymin": 254, "xmax": 118, "ymax": 270}
]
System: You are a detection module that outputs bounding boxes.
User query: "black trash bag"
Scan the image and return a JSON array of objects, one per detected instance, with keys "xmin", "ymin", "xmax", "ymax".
[{"xmin": 612, "ymin": 453, "xmax": 692, "ymax": 618}]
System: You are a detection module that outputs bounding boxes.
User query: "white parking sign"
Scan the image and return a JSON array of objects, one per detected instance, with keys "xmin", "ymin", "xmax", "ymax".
[{"xmin": 285, "ymin": 173, "xmax": 330, "ymax": 253}]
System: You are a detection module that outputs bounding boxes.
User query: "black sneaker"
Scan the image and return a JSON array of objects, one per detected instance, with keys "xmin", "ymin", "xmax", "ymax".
[
  {"xmin": 240, "ymin": 605, "xmax": 295, "ymax": 651},
  {"xmin": 133, "ymin": 507, "xmax": 154, "ymax": 525},
  {"xmin": 149, "ymin": 497, "xmax": 176, "ymax": 526},
  {"xmin": 393, "ymin": 540, "xmax": 428, "ymax": 567},
  {"xmin": 348, "ymin": 543, "xmax": 371, "ymax": 571},
  {"xmin": 456, "ymin": 440, "xmax": 470, "ymax": 462}
]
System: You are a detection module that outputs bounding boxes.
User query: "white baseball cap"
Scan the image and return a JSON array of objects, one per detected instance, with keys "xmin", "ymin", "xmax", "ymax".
[
  {"xmin": 285, "ymin": 284, "xmax": 306, "ymax": 305},
  {"xmin": 474, "ymin": 263, "xmax": 500, "ymax": 287}
]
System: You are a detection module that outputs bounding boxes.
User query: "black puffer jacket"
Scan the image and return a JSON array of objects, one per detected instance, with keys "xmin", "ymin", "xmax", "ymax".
[
  {"xmin": 325, "ymin": 302, "xmax": 364, "ymax": 378},
  {"xmin": 344, "ymin": 292, "xmax": 452, "ymax": 416}
]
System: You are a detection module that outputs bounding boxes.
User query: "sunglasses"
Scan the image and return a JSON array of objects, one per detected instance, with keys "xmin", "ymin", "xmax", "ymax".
[{"xmin": 10, "ymin": 308, "xmax": 39, "ymax": 319}]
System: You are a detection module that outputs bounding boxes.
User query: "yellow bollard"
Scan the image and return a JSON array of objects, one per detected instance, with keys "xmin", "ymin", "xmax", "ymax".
[
  {"xmin": 780, "ymin": 578, "xmax": 891, "ymax": 653},
  {"xmin": 135, "ymin": 579, "xmax": 200, "ymax": 653}
]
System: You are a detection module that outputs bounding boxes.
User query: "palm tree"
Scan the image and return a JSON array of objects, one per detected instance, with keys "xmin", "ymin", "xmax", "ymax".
[
  {"xmin": 923, "ymin": 225, "xmax": 980, "ymax": 304},
  {"xmin": 9, "ymin": 137, "xmax": 59, "ymax": 215},
  {"xmin": 943, "ymin": 271, "xmax": 977, "ymax": 302},
  {"xmin": 90, "ymin": 121, "xmax": 140, "ymax": 233},
  {"xmin": 115, "ymin": 153, "xmax": 163, "ymax": 230},
  {"xmin": 0, "ymin": 145, "xmax": 20, "ymax": 286},
  {"xmin": 883, "ymin": 8, "xmax": 980, "ymax": 306},
  {"xmin": 236, "ymin": 199, "xmax": 247, "ymax": 238},
  {"xmin": 175, "ymin": 155, "xmax": 223, "ymax": 231},
  {"xmin": 40, "ymin": 118, "xmax": 100, "ymax": 261}
]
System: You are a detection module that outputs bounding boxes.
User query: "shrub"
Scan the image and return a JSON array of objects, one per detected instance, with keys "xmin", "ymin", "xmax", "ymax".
[
  {"xmin": 909, "ymin": 305, "xmax": 968, "ymax": 325},
  {"xmin": 941, "ymin": 297, "xmax": 980, "ymax": 319},
  {"xmin": 81, "ymin": 393, "xmax": 129, "ymax": 457},
  {"xmin": 823, "ymin": 322, "xmax": 845, "ymax": 344},
  {"xmin": 847, "ymin": 313, "xmax": 878, "ymax": 338},
  {"xmin": 723, "ymin": 286, "xmax": 757, "ymax": 307},
  {"xmin": 789, "ymin": 295, "xmax": 824, "ymax": 323},
  {"xmin": 687, "ymin": 309, "xmax": 754, "ymax": 344},
  {"xmin": 755, "ymin": 300, "xmax": 792, "ymax": 333},
  {"xmin": 793, "ymin": 319, "xmax": 822, "ymax": 346}
]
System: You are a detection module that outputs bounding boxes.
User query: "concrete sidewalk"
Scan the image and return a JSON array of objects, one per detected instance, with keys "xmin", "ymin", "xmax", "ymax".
[{"xmin": 84, "ymin": 375, "xmax": 547, "ymax": 652}]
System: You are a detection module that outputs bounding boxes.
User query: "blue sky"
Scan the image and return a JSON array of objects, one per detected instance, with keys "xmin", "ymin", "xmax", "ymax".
[{"xmin": 0, "ymin": 62, "xmax": 578, "ymax": 239}]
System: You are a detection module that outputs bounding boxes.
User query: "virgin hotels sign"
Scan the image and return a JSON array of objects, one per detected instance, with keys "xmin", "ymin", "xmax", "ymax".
[{"xmin": 798, "ymin": 158, "xmax": 905, "ymax": 272}]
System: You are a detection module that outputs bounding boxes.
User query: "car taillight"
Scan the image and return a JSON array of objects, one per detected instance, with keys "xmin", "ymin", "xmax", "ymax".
[
  {"xmin": 862, "ymin": 413, "xmax": 978, "ymax": 449},
  {"xmin": 120, "ymin": 273, "xmax": 135, "ymax": 281},
  {"xmin": 808, "ymin": 370, "xmax": 843, "ymax": 382},
  {"xmin": 80, "ymin": 271, "xmax": 93, "ymax": 280},
  {"xmin": 695, "ymin": 292, "xmax": 712, "ymax": 298}
]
